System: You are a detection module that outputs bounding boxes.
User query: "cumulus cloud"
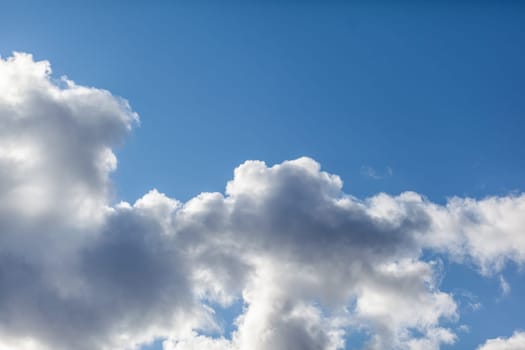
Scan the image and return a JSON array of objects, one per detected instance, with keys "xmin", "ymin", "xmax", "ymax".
[
  {"xmin": 423, "ymin": 194, "xmax": 525, "ymax": 275},
  {"xmin": 0, "ymin": 52, "xmax": 524, "ymax": 350},
  {"xmin": 477, "ymin": 331, "xmax": 525, "ymax": 350}
]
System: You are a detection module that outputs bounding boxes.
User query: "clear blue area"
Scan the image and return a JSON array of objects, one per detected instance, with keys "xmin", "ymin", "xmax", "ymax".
[
  {"xmin": 142, "ymin": 339, "xmax": 164, "ymax": 350},
  {"xmin": 214, "ymin": 299, "xmax": 245, "ymax": 339},
  {"xmin": 1, "ymin": 1, "xmax": 524, "ymax": 348}
]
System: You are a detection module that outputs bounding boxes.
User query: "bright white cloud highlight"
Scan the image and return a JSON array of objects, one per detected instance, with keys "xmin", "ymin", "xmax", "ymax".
[
  {"xmin": 0, "ymin": 52, "xmax": 524, "ymax": 350},
  {"xmin": 478, "ymin": 331, "xmax": 525, "ymax": 350}
]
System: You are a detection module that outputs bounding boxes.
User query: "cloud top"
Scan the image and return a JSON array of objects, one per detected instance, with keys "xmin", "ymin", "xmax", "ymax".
[{"xmin": 478, "ymin": 332, "xmax": 525, "ymax": 350}]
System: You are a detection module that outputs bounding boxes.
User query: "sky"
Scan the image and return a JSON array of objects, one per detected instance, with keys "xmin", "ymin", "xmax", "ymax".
[{"xmin": 0, "ymin": 1, "xmax": 524, "ymax": 350}]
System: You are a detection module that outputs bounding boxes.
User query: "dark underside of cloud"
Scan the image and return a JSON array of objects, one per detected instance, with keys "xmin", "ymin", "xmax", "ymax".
[{"xmin": 0, "ymin": 53, "xmax": 524, "ymax": 350}]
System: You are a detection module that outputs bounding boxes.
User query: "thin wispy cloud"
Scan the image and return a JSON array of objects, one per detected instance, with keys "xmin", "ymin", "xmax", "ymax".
[
  {"xmin": 360, "ymin": 165, "xmax": 393, "ymax": 180},
  {"xmin": 499, "ymin": 275, "xmax": 511, "ymax": 298}
]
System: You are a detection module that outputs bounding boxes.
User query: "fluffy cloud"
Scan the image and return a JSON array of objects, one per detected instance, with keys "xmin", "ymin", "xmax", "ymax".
[
  {"xmin": 477, "ymin": 331, "xmax": 525, "ymax": 350},
  {"xmin": 422, "ymin": 194, "xmax": 525, "ymax": 274},
  {"xmin": 0, "ymin": 53, "xmax": 524, "ymax": 350}
]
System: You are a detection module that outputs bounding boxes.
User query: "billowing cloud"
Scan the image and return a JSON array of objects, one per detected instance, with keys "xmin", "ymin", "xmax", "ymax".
[
  {"xmin": 0, "ymin": 53, "xmax": 524, "ymax": 350},
  {"xmin": 477, "ymin": 331, "xmax": 525, "ymax": 350},
  {"xmin": 422, "ymin": 194, "xmax": 525, "ymax": 275}
]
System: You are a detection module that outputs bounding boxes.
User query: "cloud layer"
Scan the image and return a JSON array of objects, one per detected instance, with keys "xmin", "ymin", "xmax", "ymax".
[{"xmin": 0, "ymin": 53, "xmax": 524, "ymax": 350}]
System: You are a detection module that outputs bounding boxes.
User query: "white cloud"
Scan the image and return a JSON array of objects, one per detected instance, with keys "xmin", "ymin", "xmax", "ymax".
[
  {"xmin": 478, "ymin": 331, "xmax": 525, "ymax": 350},
  {"xmin": 422, "ymin": 195, "xmax": 525, "ymax": 274},
  {"xmin": 499, "ymin": 275, "xmax": 511, "ymax": 298},
  {"xmin": 0, "ymin": 52, "xmax": 524, "ymax": 350},
  {"xmin": 360, "ymin": 165, "xmax": 393, "ymax": 180}
]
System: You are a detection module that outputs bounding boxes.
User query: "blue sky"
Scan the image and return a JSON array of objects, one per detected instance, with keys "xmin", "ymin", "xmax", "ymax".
[{"xmin": 1, "ymin": 1, "xmax": 525, "ymax": 350}]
